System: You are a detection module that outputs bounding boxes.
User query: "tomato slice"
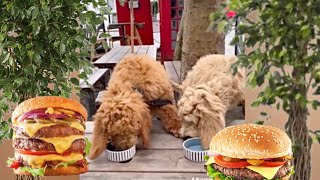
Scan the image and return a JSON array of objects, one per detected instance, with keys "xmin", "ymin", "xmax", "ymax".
[
  {"xmin": 214, "ymin": 155, "xmax": 251, "ymax": 168},
  {"xmin": 260, "ymin": 160, "xmax": 286, "ymax": 167}
]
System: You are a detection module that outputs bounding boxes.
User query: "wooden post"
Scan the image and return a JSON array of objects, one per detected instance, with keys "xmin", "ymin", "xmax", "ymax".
[{"xmin": 130, "ymin": 0, "xmax": 134, "ymax": 53}]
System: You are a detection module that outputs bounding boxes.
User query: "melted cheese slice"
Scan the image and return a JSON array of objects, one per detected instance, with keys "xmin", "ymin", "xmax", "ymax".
[
  {"xmin": 205, "ymin": 156, "xmax": 216, "ymax": 165},
  {"xmin": 246, "ymin": 166, "xmax": 282, "ymax": 180},
  {"xmin": 205, "ymin": 156, "xmax": 283, "ymax": 179},
  {"xmin": 38, "ymin": 135, "xmax": 85, "ymax": 154},
  {"xmin": 17, "ymin": 121, "xmax": 84, "ymax": 137},
  {"xmin": 15, "ymin": 153, "xmax": 84, "ymax": 169}
]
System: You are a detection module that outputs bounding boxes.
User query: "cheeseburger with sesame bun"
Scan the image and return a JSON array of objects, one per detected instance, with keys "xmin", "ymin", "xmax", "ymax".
[
  {"xmin": 7, "ymin": 96, "xmax": 91, "ymax": 176},
  {"xmin": 205, "ymin": 124, "xmax": 294, "ymax": 180}
]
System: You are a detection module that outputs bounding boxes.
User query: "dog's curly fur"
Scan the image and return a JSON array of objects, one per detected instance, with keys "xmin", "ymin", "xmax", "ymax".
[
  {"xmin": 172, "ymin": 54, "xmax": 245, "ymax": 150},
  {"xmin": 89, "ymin": 54, "xmax": 182, "ymax": 160}
]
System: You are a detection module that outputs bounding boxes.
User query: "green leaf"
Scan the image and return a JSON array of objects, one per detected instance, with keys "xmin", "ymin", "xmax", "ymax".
[
  {"xmin": 260, "ymin": 112, "xmax": 267, "ymax": 116},
  {"xmin": 75, "ymin": 35, "xmax": 83, "ymax": 43},
  {"xmin": 53, "ymin": 160, "xmax": 76, "ymax": 169},
  {"xmin": 251, "ymin": 101, "xmax": 260, "ymax": 108},
  {"xmin": 70, "ymin": 77, "xmax": 79, "ymax": 85},
  {"xmin": 32, "ymin": 6, "xmax": 39, "ymax": 20},
  {"xmin": 84, "ymin": 137, "xmax": 92, "ymax": 156},
  {"xmin": 217, "ymin": 20, "xmax": 227, "ymax": 33},
  {"xmin": 6, "ymin": 158, "xmax": 14, "ymax": 166},
  {"xmin": 60, "ymin": 43, "xmax": 66, "ymax": 54},
  {"xmin": 21, "ymin": 166, "xmax": 46, "ymax": 177},
  {"xmin": 255, "ymin": 120, "xmax": 265, "ymax": 125},
  {"xmin": 33, "ymin": 21, "xmax": 41, "ymax": 35},
  {"xmin": 311, "ymin": 100, "xmax": 320, "ymax": 110}
]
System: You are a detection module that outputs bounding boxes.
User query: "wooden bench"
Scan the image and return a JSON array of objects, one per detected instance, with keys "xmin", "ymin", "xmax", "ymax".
[
  {"xmin": 80, "ymin": 68, "xmax": 110, "ymax": 120},
  {"xmin": 164, "ymin": 61, "xmax": 182, "ymax": 102},
  {"xmin": 93, "ymin": 45, "xmax": 157, "ymax": 69},
  {"xmin": 95, "ymin": 90, "xmax": 105, "ymax": 110}
]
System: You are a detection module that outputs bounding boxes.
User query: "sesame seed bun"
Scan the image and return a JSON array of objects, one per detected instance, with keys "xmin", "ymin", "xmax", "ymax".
[
  {"xmin": 13, "ymin": 164, "xmax": 88, "ymax": 176},
  {"xmin": 209, "ymin": 124, "xmax": 292, "ymax": 159},
  {"xmin": 12, "ymin": 96, "xmax": 87, "ymax": 123}
]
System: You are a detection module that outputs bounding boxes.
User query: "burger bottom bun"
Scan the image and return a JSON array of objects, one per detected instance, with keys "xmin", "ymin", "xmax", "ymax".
[{"xmin": 14, "ymin": 164, "xmax": 88, "ymax": 176}]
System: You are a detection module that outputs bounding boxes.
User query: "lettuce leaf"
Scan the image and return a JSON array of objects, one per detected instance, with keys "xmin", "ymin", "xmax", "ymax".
[
  {"xmin": 84, "ymin": 137, "xmax": 92, "ymax": 156},
  {"xmin": 6, "ymin": 158, "xmax": 14, "ymax": 166},
  {"xmin": 53, "ymin": 160, "xmax": 76, "ymax": 169},
  {"xmin": 206, "ymin": 165, "xmax": 234, "ymax": 180},
  {"xmin": 20, "ymin": 166, "xmax": 46, "ymax": 177}
]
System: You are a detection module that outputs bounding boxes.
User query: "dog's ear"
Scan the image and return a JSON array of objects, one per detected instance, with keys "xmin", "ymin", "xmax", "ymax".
[{"xmin": 88, "ymin": 108, "xmax": 109, "ymax": 160}]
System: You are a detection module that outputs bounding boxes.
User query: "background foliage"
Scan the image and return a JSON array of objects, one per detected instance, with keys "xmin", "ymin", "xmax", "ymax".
[
  {"xmin": 0, "ymin": 0, "xmax": 108, "ymax": 142},
  {"xmin": 211, "ymin": 1, "xmax": 320, "ymax": 179}
]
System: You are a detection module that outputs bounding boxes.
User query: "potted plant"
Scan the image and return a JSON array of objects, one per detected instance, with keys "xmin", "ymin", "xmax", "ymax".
[{"xmin": 211, "ymin": 1, "xmax": 320, "ymax": 179}]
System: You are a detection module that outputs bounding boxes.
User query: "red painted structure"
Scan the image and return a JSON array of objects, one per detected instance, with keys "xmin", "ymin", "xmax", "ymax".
[
  {"xmin": 159, "ymin": 0, "xmax": 184, "ymax": 60},
  {"xmin": 115, "ymin": 0, "xmax": 154, "ymax": 45}
]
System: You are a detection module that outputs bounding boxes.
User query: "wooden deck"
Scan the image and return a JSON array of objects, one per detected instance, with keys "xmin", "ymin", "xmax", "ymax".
[
  {"xmin": 93, "ymin": 45, "xmax": 157, "ymax": 69},
  {"xmin": 164, "ymin": 61, "xmax": 182, "ymax": 84},
  {"xmin": 82, "ymin": 107, "xmax": 244, "ymax": 180}
]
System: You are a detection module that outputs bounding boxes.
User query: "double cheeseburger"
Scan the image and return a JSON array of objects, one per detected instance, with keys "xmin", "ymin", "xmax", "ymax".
[
  {"xmin": 7, "ymin": 96, "xmax": 90, "ymax": 176},
  {"xmin": 205, "ymin": 124, "xmax": 293, "ymax": 180}
]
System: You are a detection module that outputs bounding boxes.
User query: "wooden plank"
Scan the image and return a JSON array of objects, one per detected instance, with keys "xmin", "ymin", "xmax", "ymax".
[
  {"xmin": 146, "ymin": 45, "xmax": 157, "ymax": 59},
  {"xmin": 135, "ymin": 45, "xmax": 149, "ymax": 55},
  {"xmin": 172, "ymin": 61, "xmax": 181, "ymax": 80},
  {"xmin": 80, "ymin": 69, "xmax": 109, "ymax": 89},
  {"xmin": 106, "ymin": 46, "xmax": 131, "ymax": 65},
  {"xmin": 80, "ymin": 172, "xmax": 209, "ymax": 180},
  {"xmin": 85, "ymin": 132, "xmax": 182, "ymax": 150},
  {"xmin": 164, "ymin": 61, "xmax": 180, "ymax": 83},
  {"xmin": 85, "ymin": 119, "xmax": 166, "ymax": 134},
  {"xmin": 88, "ymin": 150, "xmax": 206, "ymax": 173},
  {"xmin": 94, "ymin": 46, "xmax": 122, "ymax": 67}
]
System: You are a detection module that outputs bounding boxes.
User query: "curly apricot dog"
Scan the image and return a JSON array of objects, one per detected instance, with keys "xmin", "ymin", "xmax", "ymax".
[
  {"xmin": 172, "ymin": 54, "xmax": 245, "ymax": 150},
  {"xmin": 89, "ymin": 55, "xmax": 182, "ymax": 160}
]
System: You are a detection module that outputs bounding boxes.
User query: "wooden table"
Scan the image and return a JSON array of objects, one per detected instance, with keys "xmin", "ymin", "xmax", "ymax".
[
  {"xmin": 82, "ymin": 109, "xmax": 245, "ymax": 179},
  {"xmin": 164, "ymin": 61, "xmax": 182, "ymax": 84},
  {"xmin": 93, "ymin": 45, "xmax": 157, "ymax": 69}
]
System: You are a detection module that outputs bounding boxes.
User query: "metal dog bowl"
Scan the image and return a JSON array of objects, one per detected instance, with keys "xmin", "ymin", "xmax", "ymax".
[{"xmin": 183, "ymin": 137, "xmax": 208, "ymax": 162}]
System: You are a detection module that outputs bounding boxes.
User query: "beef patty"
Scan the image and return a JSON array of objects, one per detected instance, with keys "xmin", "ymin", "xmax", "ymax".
[
  {"xmin": 14, "ymin": 138, "xmax": 85, "ymax": 154},
  {"xmin": 14, "ymin": 125, "xmax": 84, "ymax": 138},
  {"xmin": 211, "ymin": 163, "xmax": 291, "ymax": 180}
]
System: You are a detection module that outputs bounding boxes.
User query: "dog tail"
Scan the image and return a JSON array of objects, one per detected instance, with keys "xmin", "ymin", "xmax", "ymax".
[{"xmin": 170, "ymin": 80, "xmax": 183, "ymax": 93}]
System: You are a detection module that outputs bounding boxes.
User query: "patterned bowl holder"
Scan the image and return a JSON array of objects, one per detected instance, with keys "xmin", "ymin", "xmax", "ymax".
[{"xmin": 183, "ymin": 137, "xmax": 208, "ymax": 162}]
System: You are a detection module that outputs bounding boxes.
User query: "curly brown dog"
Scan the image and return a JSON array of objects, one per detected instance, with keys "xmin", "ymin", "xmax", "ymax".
[
  {"xmin": 89, "ymin": 54, "xmax": 182, "ymax": 160},
  {"xmin": 172, "ymin": 54, "xmax": 245, "ymax": 150}
]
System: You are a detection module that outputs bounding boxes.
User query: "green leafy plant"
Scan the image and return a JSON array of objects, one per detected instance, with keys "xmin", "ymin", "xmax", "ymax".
[
  {"xmin": 0, "ymin": 1, "xmax": 108, "ymax": 144},
  {"xmin": 211, "ymin": 1, "xmax": 320, "ymax": 179}
]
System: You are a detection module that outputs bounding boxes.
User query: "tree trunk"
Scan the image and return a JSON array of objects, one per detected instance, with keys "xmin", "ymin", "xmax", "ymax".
[
  {"xmin": 181, "ymin": 0, "xmax": 225, "ymax": 80},
  {"xmin": 173, "ymin": 11, "xmax": 185, "ymax": 61},
  {"xmin": 286, "ymin": 101, "xmax": 311, "ymax": 180}
]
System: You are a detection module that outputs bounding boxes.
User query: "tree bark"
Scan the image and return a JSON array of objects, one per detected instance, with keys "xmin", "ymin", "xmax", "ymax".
[
  {"xmin": 181, "ymin": 0, "xmax": 225, "ymax": 80},
  {"xmin": 173, "ymin": 11, "xmax": 185, "ymax": 61},
  {"xmin": 286, "ymin": 101, "xmax": 311, "ymax": 180}
]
